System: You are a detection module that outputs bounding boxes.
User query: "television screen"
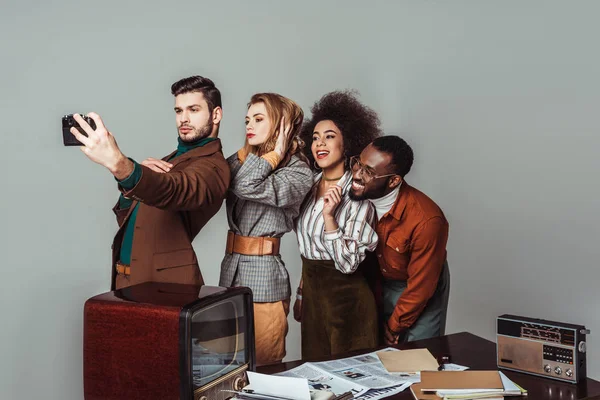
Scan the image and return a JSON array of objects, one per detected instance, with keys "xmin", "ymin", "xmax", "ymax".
[{"xmin": 189, "ymin": 294, "xmax": 250, "ymax": 390}]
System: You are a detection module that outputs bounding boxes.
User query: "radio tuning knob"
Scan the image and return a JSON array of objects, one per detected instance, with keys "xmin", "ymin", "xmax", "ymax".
[
  {"xmin": 555, "ymin": 366, "xmax": 562, "ymax": 375},
  {"xmin": 566, "ymin": 369, "xmax": 573, "ymax": 378},
  {"xmin": 544, "ymin": 364, "xmax": 552, "ymax": 373},
  {"xmin": 578, "ymin": 341, "xmax": 587, "ymax": 353}
]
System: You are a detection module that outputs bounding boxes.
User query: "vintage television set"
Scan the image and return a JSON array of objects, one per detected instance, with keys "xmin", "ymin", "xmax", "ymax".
[{"xmin": 83, "ymin": 282, "xmax": 255, "ymax": 400}]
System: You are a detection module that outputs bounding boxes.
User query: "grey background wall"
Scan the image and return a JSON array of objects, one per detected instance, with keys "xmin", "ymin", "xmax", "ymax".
[{"xmin": 1, "ymin": 1, "xmax": 599, "ymax": 399}]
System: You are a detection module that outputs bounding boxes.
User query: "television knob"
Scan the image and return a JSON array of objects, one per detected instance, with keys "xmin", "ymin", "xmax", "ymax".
[
  {"xmin": 544, "ymin": 364, "xmax": 552, "ymax": 373},
  {"xmin": 555, "ymin": 366, "xmax": 562, "ymax": 375},
  {"xmin": 566, "ymin": 369, "xmax": 573, "ymax": 378},
  {"xmin": 233, "ymin": 376, "xmax": 246, "ymax": 391},
  {"xmin": 578, "ymin": 341, "xmax": 587, "ymax": 353}
]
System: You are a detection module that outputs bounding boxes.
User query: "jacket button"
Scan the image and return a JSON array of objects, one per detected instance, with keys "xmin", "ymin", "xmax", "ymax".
[
  {"xmin": 378, "ymin": 254, "xmax": 382, "ymax": 258},
  {"xmin": 382, "ymin": 268, "xmax": 387, "ymax": 273}
]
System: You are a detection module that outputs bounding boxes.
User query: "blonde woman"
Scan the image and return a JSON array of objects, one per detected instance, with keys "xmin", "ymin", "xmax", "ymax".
[{"xmin": 219, "ymin": 93, "xmax": 313, "ymax": 366}]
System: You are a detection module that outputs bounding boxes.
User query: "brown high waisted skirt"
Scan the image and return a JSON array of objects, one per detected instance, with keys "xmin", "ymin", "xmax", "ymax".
[{"xmin": 301, "ymin": 256, "xmax": 378, "ymax": 360}]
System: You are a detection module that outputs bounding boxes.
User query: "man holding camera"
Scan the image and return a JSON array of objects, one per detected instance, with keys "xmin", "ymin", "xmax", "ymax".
[{"xmin": 71, "ymin": 76, "xmax": 230, "ymax": 290}]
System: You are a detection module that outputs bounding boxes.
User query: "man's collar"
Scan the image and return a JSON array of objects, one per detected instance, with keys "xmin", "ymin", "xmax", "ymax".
[
  {"xmin": 388, "ymin": 181, "xmax": 408, "ymax": 220},
  {"xmin": 176, "ymin": 136, "xmax": 216, "ymax": 153},
  {"xmin": 165, "ymin": 138, "xmax": 222, "ymax": 164}
]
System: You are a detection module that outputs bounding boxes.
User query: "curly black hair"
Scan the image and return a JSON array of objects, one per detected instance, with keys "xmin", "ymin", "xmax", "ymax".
[{"xmin": 300, "ymin": 90, "xmax": 382, "ymax": 170}]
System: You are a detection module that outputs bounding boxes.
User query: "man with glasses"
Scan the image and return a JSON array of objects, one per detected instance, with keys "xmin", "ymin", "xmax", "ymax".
[{"xmin": 349, "ymin": 136, "xmax": 450, "ymax": 345}]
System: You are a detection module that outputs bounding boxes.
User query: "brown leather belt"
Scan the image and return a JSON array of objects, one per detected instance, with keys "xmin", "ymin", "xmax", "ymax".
[
  {"xmin": 226, "ymin": 231, "xmax": 280, "ymax": 256},
  {"xmin": 115, "ymin": 262, "xmax": 131, "ymax": 276}
]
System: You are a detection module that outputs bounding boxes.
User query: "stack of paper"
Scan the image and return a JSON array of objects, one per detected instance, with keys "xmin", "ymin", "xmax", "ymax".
[
  {"xmin": 226, "ymin": 372, "xmax": 341, "ymax": 400},
  {"xmin": 409, "ymin": 370, "xmax": 527, "ymax": 400}
]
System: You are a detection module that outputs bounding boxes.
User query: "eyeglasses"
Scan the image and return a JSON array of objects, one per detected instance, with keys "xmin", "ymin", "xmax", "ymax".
[{"xmin": 350, "ymin": 156, "xmax": 397, "ymax": 182}]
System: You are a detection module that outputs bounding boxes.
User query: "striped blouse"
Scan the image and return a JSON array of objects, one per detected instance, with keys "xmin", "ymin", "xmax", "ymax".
[{"xmin": 295, "ymin": 170, "xmax": 378, "ymax": 274}]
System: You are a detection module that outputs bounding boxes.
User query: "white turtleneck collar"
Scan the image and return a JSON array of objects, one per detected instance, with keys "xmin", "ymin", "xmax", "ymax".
[{"xmin": 369, "ymin": 183, "xmax": 401, "ymax": 220}]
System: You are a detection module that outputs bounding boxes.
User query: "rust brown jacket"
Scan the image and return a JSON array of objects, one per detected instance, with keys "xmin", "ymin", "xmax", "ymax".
[
  {"xmin": 110, "ymin": 139, "xmax": 230, "ymax": 290},
  {"xmin": 375, "ymin": 182, "xmax": 449, "ymax": 333}
]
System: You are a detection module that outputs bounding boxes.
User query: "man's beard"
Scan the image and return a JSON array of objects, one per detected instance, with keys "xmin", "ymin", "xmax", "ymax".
[
  {"xmin": 348, "ymin": 188, "xmax": 366, "ymax": 201},
  {"xmin": 348, "ymin": 179, "xmax": 387, "ymax": 201},
  {"xmin": 179, "ymin": 122, "xmax": 212, "ymax": 143},
  {"xmin": 349, "ymin": 178, "xmax": 368, "ymax": 201}
]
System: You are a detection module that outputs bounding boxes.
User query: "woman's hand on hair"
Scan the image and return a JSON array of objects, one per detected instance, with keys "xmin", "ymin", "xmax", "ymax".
[{"xmin": 274, "ymin": 117, "xmax": 293, "ymax": 158}]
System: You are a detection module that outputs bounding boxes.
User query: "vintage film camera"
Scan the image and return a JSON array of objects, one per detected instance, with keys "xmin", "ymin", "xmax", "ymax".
[{"xmin": 62, "ymin": 113, "xmax": 96, "ymax": 146}]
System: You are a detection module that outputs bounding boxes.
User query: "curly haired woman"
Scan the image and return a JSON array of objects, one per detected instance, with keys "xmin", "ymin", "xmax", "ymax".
[{"xmin": 293, "ymin": 90, "xmax": 382, "ymax": 359}]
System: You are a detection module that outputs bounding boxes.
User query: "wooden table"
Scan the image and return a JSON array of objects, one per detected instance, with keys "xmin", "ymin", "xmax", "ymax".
[{"xmin": 258, "ymin": 332, "xmax": 600, "ymax": 400}]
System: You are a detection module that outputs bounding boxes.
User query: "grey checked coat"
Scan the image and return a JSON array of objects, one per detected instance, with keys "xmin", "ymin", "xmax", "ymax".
[{"xmin": 219, "ymin": 152, "xmax": 313, "ymax": 302}]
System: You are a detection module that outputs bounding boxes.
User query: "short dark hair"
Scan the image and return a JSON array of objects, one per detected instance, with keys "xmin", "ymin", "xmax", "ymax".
[
  {"xmin": 170, "ymin": 75, "xmax": 222, "ymax": 114},
  {"xmin": 371, "ymin": 135, "xmax": 414, "ymax": 177},
  {"xmin": 300, "ymin": 90, "xmax": 381, "ymax": 170}
]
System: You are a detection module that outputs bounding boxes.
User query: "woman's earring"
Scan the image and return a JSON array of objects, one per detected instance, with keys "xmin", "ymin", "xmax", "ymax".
[{"xmin": 313, "ymin": 160, "xmax": 322, "ymax": 170}]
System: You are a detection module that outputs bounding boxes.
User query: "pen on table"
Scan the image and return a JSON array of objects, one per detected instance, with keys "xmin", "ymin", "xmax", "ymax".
[
  {"xmin": 334, "ymin": 391, "xmax": 355, "ymax": 400},
  {"xmin": 438, "ymin": 355, "xmax": 451, "ymax": 371}
]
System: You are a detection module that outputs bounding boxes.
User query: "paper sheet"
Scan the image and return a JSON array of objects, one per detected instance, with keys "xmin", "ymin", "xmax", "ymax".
[
  {"xmin": 246, "ymin": 371, "xmax": 311, "ymax": 400},
  {"xmin": 376, "ymin": 348, "xmax": 439, "ymax": 373},
  {"xmin": 498, "ymin": 371, "xmax": 524, "ymax": 395}
]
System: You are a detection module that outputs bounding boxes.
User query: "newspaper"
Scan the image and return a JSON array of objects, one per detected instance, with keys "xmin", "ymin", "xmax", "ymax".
[
  {"xmin": 353, "ymin": 383, "xmax": 413, "ymax": 400},
  {"xmin": 275, "ymin": 348, "xmax": 418, "ymax": 399}
]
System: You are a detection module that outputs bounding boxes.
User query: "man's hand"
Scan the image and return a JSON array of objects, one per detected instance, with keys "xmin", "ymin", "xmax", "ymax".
[
  {"xmin": 383, "ymin": 320, "xmax": 401, "ymax": 345},
  {"xmin": 322, "ymin": 185, "xmax": 342, "ymax": 219},
  {"xmin": 293, "ymin": 298, "xmax": 302, "ymax": 322},
  {"xmin": 141, "ymin": 158, "xmax": 173, "ymax": 173},
  {"xmin": 70, "ymin": 113, "xmax": 133, "ymax": 180}
]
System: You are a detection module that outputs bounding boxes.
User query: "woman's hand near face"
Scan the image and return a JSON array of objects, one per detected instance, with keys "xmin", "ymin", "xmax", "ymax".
[
  {"xmin": 274, "ymin": 117, "xmax": 293, "ymax": 159},
  {"xmin": 322, "ymin": 185, "xmax": 342, "ymax": 219}
]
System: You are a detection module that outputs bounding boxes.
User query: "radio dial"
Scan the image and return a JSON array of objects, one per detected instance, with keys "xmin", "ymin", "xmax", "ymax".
[
  {"xmin": 579, "ymin": 341, "xmax": 587, "ymax": 353},
  {"xmin": 555, "ymin": 366, "xmax": 562, "ymax": 375},
  {"xmin": 544, "ymin": 364, "xmax": 552, "ymax": 373},
  {"xmin": 566, "ymin": 369, "xmax": 573, "ymax": 378}
]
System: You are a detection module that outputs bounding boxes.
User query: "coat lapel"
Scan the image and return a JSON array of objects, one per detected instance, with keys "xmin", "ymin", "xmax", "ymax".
[{"xmin": 166, "ymin": 139, "xmax": 223, "ymax": 168}]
